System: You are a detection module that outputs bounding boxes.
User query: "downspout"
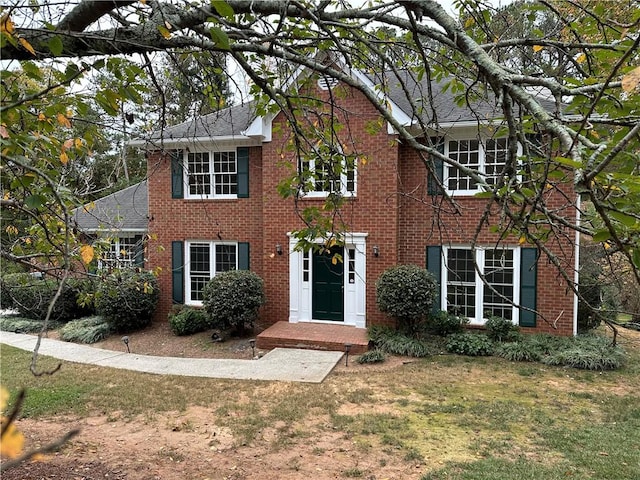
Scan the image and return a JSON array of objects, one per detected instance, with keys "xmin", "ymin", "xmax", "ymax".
[{"xmin": 573, "ymin": 194, "xmax": 581, "ymax": 336}]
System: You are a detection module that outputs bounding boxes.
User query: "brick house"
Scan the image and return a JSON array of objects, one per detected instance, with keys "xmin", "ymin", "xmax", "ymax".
[{"xmin": 133, "ymin": 65, "xmax": 578, "ymax": 338}]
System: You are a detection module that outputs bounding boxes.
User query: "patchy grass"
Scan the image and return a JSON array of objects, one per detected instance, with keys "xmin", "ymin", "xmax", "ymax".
[{"xmin": 2, "ymin": 333, "xmax": 639, "ymax": 478}]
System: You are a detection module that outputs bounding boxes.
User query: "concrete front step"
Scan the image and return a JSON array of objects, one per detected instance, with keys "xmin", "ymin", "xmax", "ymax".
[{"xmin": 256, "ymin": 321, "xmax": 369, "ymax": 354}]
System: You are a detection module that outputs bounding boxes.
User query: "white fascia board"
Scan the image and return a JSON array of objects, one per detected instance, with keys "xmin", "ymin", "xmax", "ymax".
[{"xmin": 129, "ymin": 136, "xmax": 260, "ymax": 150}]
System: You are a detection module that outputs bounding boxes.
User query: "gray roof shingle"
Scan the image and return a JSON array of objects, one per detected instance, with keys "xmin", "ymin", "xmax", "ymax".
[{"xmin": 73, "ymin": 180, "xmax": 148, "ymax": 232}]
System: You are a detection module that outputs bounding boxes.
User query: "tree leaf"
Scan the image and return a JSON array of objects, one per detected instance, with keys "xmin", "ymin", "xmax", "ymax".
[
  {"xmin": 533, "ymin": 44, "xmax": 543, "ymax": 52},
  {"xmin": 48, "ymin": 35, "xmax": 63, "ymax": 56},
  {"xmin": 609, "ymin": 210, "xmax": 637, "ymax": 227},
  {"xmin": 575, "ymin": 52, "xmax": 586, "ymax": 64},
  {"xmin": 80, "ymin": 244, "xmax": 95, "ymax": 265},
  {"xmin": 211, "ymin": 0, "xmax": 235, "ymax": 19},
  {"xmin": 158, "ymin": 25, "xmax": 171, "ymax": 39},
  {"xmin": 622, "ymin": 66, "xmax": 640, "ymax": 92},
  {"xmin": 209, "ymin": 27, "xmax": 230, "ymax": 50},
  {"xmin": 592, "ymin": 230, "xmax": 611, "ymax": 242},
  {"xmin": 18, "ymin": 37, "xmax": 36, "ymax": 56}
]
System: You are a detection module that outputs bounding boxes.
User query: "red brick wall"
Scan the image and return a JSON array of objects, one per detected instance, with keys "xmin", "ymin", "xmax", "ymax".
[
  {"xmin": 146, "ymin": 80, "xmax": 576, "ymax": 336},
  {"xmin": 397, "ymin": 144, "xmax": 576, "ymax": 335}
]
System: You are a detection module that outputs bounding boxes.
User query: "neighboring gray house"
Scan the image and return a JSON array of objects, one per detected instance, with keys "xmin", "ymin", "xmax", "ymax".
[{"xmin": 72, "ymin": 181, "xmax": 148, "ymax": 269}]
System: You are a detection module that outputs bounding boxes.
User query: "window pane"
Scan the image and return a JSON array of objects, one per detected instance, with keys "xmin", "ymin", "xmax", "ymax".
[
  {"xmin": 447, "ymin": 140, "xmax": 479, "ymax": 190},
  {"xmin": 213, "ymin": 152, "xmax": 237, "ymax": 195},
  {"xmin": 485, "ymin": 138, "xmax": 508, "ymax": 186},
  {"xmin": 483, "ymin": 249, "xmax": 514, "ymax": 320},
  {"xmin": 446, "ymin": 249, "xmax": 476, "ymax": 317},
  {"xmin": 215, "ymin": 244, "xmax": 237, "ymax": 272},
  {"xmin": 188, "ymin": 153, "xmax": 211, "ymax": 196},
  {"xmin": 189, "ymin": 244, "xmax": 210, "ymax": 301}
]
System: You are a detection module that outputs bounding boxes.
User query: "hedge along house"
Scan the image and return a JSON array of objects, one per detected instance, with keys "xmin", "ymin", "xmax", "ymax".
[
  {"xmin": 132, "ymin": 62, "xmax": 578, "ymax": 347},
  {"xmin": 72, "ymin": 181, "xmax": 149, "ymax": 270}
]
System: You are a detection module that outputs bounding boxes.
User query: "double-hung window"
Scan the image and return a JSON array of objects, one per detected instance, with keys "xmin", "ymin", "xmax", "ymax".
[
  {"xmin": 100, "ymin": 235, "xmax": 144, "ymax": 270},
  {"xmin": 444, "ymin": 246, "xmax": 520, "ymax": 325},
  {"xmin": 298, "ymin": 146, "xmax": 356, "ymax": 197},
  {"xmin": 445, "ymin": 138, "xmax": 512, "ymax": 195},
  {"xmin": 185, "ymin": 241, "xmax": 237, "ymax": 304},
  {"xmin": 186, "ymin": 151, "xmax": 237, "ymax": 199}
]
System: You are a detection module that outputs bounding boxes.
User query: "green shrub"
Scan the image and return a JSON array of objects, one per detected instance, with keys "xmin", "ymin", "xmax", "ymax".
[
  {"xmin": 202, "ymin": 270, "xmax": 266, "ymax": 334},
  {"xmin": 95, "ymin": 271, "xmax": 159, "ymax": 333},
  {"xmin": 357, "ymin": 349, "xmax": 386, "ymax": 364},
  {"xmin": 168, "ymin": 306, "xmax": 210, "ymax": 336},
  {"xmin": 427, "ymin": 311, "xmax": 468, "ymax": 336},
  {"xmin": 2, "ymin": 273, "xmax": 93, "ymax": 322},
  {"xmin": 0, "ymin": 315, "xmax": 61, "ymax": 333},
  {"xmin": 59, "ymin": 316, "xmax": 111, "ymax": 344},
  {"xmin": 485, "ymin": 315, "xmax": 520, "ymax": 342},
  {"xmin": 494, "ymin": 341, "xmax": 542, "ymax": 362},
  {"xmin": 446, "ymin": 333, "xmax": 494, "ymax": 356},
  {"xmin": 524, "ymin": 333, "xmax": 573, "ymax": 356},
  {"xmin": 368, "ymin": 326, "xmax": 430, "ymax": 357},
  {"xmin": 376, "ymin": 265, "xmax": 437, "ymax": 334},
  {"xmin": 542, "ymin": 335, "xmax": 625, "ymax": 370}
]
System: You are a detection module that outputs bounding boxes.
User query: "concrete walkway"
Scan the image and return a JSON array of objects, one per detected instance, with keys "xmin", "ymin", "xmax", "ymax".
[{"xmin": 0, "ymin": 331, "xmax": 344, "ymax": 383}]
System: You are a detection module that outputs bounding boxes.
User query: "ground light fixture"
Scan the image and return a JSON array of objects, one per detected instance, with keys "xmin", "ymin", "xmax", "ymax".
[
  {"xmin": 121, "ymin": 336, "xmax": 130, "ymax": 353},
  {"xmin": 344, "ymin": 343, "xmax": 352, "ymax": 366},
  {"xmin": 249, "ymin": 338, "xmax": 256, "ymax": 358}
]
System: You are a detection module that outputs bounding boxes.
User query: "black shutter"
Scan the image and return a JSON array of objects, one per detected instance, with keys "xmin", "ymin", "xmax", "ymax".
[
  {"xmin": 519, "ymin": 248, "xmax": 538, "ymax": 327},
  {"xmin": 171, "ymin": 150, "xmax": 184, "ymax": 199},
  {"xmin": 171, "ymin": 241, "xmax": 184, "ymax": 304},
  {"xmin": 238, "ymin": 242, "xmax": 250, "ymax": 270},
  {"xmin": 427, "ymin": 137, "xmax": 445, "ymax": 195},
  {"xmin": 426, "ymin": 245, "xmax": 443, "ymax": 314},
  {"xmin": 237, "ymin": 147, "xmax": 249, "ymax": 198}
]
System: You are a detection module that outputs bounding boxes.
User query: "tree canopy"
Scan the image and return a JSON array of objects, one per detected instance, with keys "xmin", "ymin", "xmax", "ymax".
[{"xmin": 1, "ymin": 0, "xmax": 640, "ymax": 321}]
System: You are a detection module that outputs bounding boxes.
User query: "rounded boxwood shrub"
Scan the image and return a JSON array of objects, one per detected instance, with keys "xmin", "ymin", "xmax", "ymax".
[
  {"xmin": 376, "ymin": 265, "xmax": 437, "ymax": 334},
  {"xmin": 485, "ymin": 315, "xmax": 520, "ymax": 342},
  {"xmin": 202, "ymin": 270, "xmax": 266, "ymax": 334},
  {"xmin": 168, "ymin": 306, "xmax": 210, "ymax": 336},
  {"xmin": 446, "ymin": 333, "xmax": 494, "ymax": 356},
  {"xmin": 95, "ymin": 270, "xmax": 159, "ymax": 332},
  {"xmin": 2, "ymin": 273, "xmax": 93, "ymax": 321},
  {"xmin": 59, "ymin": 315, "xmax": 111, "ymax": 344}
]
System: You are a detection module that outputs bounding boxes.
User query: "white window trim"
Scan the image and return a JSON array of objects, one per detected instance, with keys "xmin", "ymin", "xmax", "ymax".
[
  {"xmin": 183, "ymin": 150, "xmax": 239, "ymax": 200},
  {"xmin": 442, "ymin": 245, "xmax": 521, "ymax": 326},
  {"xmin": 443, "ymin": 136, "xmax": 521, "ymax": 196},
  {"xmin": 98, "ymin": 233, "xmax": 144, "ymax": 270},
  {"xmin": 185, "ymin": 240, "xmax": 238, "ymax": 306},
  {"xmin": 298, "ymin": 145, "xmax": 357, "ymax": 198}
]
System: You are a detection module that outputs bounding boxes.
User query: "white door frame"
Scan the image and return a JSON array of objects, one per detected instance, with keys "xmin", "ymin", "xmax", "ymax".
[{"xmin": 288, "ymin": 233, "xmax": 367, "ymax": 328}]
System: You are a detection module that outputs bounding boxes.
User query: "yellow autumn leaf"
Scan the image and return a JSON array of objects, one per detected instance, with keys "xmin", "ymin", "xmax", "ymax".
[
  {"xmin": 60, "ymin": 150, "xmax": 69, "ymax": 165},
  {"xmin": 519, "ymin": 236, "xmax": 527, "ymax": 245},
  {"xmin": 604, "ymin": 242, "xmax": 611, "ymax": 250},
  {"xmin": 38, "ymin": 112, "xmax": 46, "ymax": 121},
  {"xmin": 533, "ymin": 45, "xmax": 544, "ymax": 53},
  {"xmin": 18, "ymin": 37, "xmax": 36, "ymax": 56},
  {"xmin": 5, "ymin": 225, "xmax": 19, "ymax": 236},
  {"xmin": 140, "ymin": 0, "xmax": 147, "ymax": 4},
  {"xmin": 74, "ymin": 138, "xmax": 83, "ymax": 149},
  {"xmin": 464, "ymin": 17, "xmax": 475, "ymax": 28},
  {"xmin": 80, "ymin": 244, "xmax": 95, "ymax": 265},
  {"xmin": 331, "ymin": 255, "xmax": 338, "ymax": 265},
  {"xmin": 158, "ymin": 25, "xmax": 171, "ymax": 39},
  {"xmin": 576, "ymin": 52, "xmax": 586, "ymax": 64},
  {"xmin": 622, "ymin": 66, "xmax": 640, "ymax": 93},
  {"xmin": 63, "ymin": 138, "xmax": 74, "ymax": 149},
  {"xmin": 1, "ymin": 421, "xmax": 24, "ymax": 458},
  {"xmin": 1, "ymin": 13, "xmax": 15, "ymax": 35},
  {"xmin": 57, "ymin": 113, "xmax": 71, "ymax": 128}
]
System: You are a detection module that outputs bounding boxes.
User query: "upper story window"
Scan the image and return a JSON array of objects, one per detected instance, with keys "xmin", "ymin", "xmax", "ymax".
[
  {"xmin": 445, "ymin": 138, "xmax": 514, "ymax": 195},
  {"xmin": 186, "ymin": 151, "xmax": 237, "ymax": 199},
  {"xmin": 298, "ymin": 146, "xmax": 356, "ymax": 198}
]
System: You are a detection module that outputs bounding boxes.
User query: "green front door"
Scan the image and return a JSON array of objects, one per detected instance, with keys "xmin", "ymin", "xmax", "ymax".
[{"xmin": 312, "ymin": 247, "xmax": 344, "ymax": 321}]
